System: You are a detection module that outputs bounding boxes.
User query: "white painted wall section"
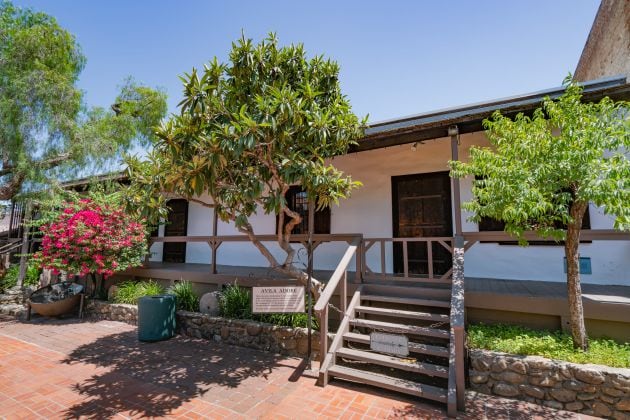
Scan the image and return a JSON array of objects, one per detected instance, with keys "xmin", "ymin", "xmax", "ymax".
[{"xmin": 150, "ymin": 131, "xmax": 630, "ymax": 286}]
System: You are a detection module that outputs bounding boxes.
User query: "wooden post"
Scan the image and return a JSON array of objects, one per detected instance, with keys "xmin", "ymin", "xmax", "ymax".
[
  {"xmin": 211, "ymin": 209, "xmax": 218, "ymax": 274},
  {"xmin": 402, "ymin": 240, "xmax": 409, "ymax": 279},
  {"xmin": 450, "ymin": 126, "xmax": 463, "ymax": 236},
  {"xmin": 319, "ymin": 305, "xmax": 328, "ymax": 363},
  {"xmin": 380, "ymin": 240, "xmax": 386, "ymax": 278},
  {"xmin": 341, "ymin": 271, "xmax": 347, "ymax": 314},
  {"xmin": 427, "ymin": 239, "xmax": 434, "ymax": 280},
  {"xmin": 307, "ymin": 199, "xmax": 315, "ymax": 363},
  {"xmin": 8, "ymin": 201, "xmax": 16, "ymax": 239},
  {"xmin": 355, "ymin": 238, "xmax": 362, "ymax": 283},
  {"xmin": 17, "ymin": 201, "xmax": 32, "ymax": 289}
]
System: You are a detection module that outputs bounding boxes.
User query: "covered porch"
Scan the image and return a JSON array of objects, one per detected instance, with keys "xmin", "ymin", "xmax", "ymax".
[{"xmin": 119, "ymin": 230, "xmax": 630, "ymax": 343}]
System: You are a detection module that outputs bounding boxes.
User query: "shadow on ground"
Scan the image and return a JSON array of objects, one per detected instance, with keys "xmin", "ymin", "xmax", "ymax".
[{"xmin": 60, "ymin": 330, "xmax": 292, "ymax": 418}]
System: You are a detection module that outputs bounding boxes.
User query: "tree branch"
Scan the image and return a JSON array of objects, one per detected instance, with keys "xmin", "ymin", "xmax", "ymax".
[
  {"xmin": 0, "ymin": 153, "xmax": 71, "ymax": 177},
  {"xmin": 0, "ymin": 173, "xmax": 26, "ymax": 201}
]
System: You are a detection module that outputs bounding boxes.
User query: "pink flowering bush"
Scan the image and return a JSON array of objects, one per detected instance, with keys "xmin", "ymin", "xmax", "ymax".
[{"xmin": 34, "ymin": 198, "xmax": 147, "ymax": 279}]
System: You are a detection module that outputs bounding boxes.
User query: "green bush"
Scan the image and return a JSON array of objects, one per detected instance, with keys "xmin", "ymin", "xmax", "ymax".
[
  {"xmin": 167, "ymin": 280, "xmax": 199, "ymax": 312},
  {"xmin": 218, "ymin": 284, "xmax": 318, "ymax": 329},
  {"xmin": 219, "ymin": 284, "xmax": 252, "ymax": 319},
  {"xmin": 113, "ymin": 280, "xmax": 165, "ymax": 304},
  {"xmin": 258, "ymin": 311, "xmax": 318, "ymax": 329},
  {"xmin": 0, "ymin": 262, "xmax": 40, "ymax": 292},
  {"xmin": 468, "ymin": 323, "xmax": 630, "ymax": 368}
]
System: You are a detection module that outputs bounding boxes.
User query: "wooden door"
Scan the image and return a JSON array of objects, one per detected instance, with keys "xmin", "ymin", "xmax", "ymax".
[
  {"xmin": 392, "ymin": 172, "xmax": 453, "ymax": 276},
  {"xmin": 163, "ymin": 199, "xmax": 188, "ymax": 263}
]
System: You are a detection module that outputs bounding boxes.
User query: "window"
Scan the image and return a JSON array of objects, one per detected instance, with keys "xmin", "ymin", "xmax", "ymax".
[
  {"xmin": 474, "ymin": 178, "xmax": 591, "ymax": 244},
  {"xmin": 277, "ymin": 186, "xmax": 331, "ymax": 235},
  {"xmin": 478, "ymin": 207, "xmax": 591, "ymax": 245}
]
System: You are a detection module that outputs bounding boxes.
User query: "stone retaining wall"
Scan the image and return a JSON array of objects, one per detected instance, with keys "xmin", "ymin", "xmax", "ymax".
[
  {"xmin": 84, "ymin": 300, "xmax": 319, "ymax": 358},
  {"xmin": 177, "ymin": 311, "xmax": 320, "ymax": 358},
  {"xmin": 470, "ymin": 349, "xmax": 630, "ymax": 418},
  {"xmin": 85, "ymin": 300, "xmax": 138, "ymax": 324}
]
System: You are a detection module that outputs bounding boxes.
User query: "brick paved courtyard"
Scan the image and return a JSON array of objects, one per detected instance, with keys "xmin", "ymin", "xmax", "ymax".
[{"xmin": 0, "ymin": 315, "xmax": 592, "ymax": 419}]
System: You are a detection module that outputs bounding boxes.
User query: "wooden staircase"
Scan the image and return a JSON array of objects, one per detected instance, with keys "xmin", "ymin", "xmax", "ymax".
[
  {"xmin": 320, "ymin": 284, "xmax": 454, "ymax": 405},
  {"xmin": 314, "ymin": 236, "xmax": 466, "ymax": 417}
]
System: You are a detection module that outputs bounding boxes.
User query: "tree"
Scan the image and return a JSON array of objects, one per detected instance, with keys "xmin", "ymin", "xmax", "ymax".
[
  {"xmin": 0, "ymin": 1, "xmax": 167, "ymax": 201},
  {"xmin": 33, "ymin": 191, "xmax": 147, "ymax": 297},
  {"xmin": 450, "ymin": 77, "xmax": 630, "ymax": 350},
  {"xmin": 125, "ymin": 34, "xmax": 365, "ymax": 297}
]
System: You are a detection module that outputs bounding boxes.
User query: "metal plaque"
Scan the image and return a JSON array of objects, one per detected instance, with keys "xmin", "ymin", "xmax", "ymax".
[
  {"xmin": 370, "ymin": 332, "xmax": 409, "ymax": 356},
  {"xmin": 252, "ymin": 286, "xmax": 305, "ymax": 313}
]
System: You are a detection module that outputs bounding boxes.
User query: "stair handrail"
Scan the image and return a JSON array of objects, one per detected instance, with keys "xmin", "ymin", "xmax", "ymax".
[
  {"xmin": 314, "ymin": 236, "xmax": 361, "ymax": 371},
  {"xmin": 317, "ymin": 288, "xmax": 361, "ymax": 386},
  {"xmin": 447, "ymin": 236, "xmax": 466, "ymax": 417}
]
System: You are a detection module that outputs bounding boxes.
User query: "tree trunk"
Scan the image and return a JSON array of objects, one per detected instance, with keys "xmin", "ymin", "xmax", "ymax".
[
  {"xmin": 237, "ymin": 222, "xmax": 323, "ymax": 299},
  {"xmin": 565, "ymin": 200, "xmax": 589, "ymax": 351}
]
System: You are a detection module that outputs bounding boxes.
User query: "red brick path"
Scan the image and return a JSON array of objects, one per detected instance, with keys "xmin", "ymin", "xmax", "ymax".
[{"xmin": 0, "ymin": 315, "xmax": 590, "ymax": 419}]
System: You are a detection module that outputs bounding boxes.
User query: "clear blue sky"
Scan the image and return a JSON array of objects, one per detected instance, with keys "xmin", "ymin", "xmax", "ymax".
[{"xmin": 15, "ymin": 0, "xmax": 600, "ymax": 123}]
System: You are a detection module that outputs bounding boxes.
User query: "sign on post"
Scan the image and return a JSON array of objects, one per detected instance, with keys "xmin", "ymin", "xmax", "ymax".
[
  {"xmin": 370, "ymin": 332, "xmax": 409, "ymax": 357},
  {"xmin": 252, "ymin": 286, "xmax": 305, "ymax": 313}
]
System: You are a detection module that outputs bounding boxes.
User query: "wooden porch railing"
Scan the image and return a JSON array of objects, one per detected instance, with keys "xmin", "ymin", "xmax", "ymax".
[
  {"xmin": 462, "ymin": 229, "xmax": 630, "ymax": 249},
  {"xmin": 147, "ymin": 233, "xmax": 363, "ymax": 280},
  {"xmin": 361, "ymin": 237, "xmax": 455, "ymax": 283}
]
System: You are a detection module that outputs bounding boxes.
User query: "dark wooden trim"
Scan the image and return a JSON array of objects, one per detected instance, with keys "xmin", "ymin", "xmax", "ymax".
[
  {"xmin": 353, "ymin": 82, "xmax": 630, "ymax": 153},
  {"xmin": 163, "ymin": 199, "xmax": 189, "ymax": 263},
  {"xmin": 464, "ymin": 229, "xmax": 629, "ymax": 243}
]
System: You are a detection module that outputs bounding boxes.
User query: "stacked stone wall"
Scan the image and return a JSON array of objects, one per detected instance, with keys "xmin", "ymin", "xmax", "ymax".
[{"xmin": 470, "ymin": 349, "xmax": 630, "ymax": 418}]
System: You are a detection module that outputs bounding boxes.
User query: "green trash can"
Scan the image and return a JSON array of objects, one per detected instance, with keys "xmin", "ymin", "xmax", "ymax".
[{"xmin": 138, "ymin": 295, "xmax": 176, "ymax": 342}]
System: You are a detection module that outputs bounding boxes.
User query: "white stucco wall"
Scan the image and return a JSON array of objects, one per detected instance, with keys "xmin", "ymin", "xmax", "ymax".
[{"xmin": 150, "ymin": 131, "xmax": 630, "ymax": 286}]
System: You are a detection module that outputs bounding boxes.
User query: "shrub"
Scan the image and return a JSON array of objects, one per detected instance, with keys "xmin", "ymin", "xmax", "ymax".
[
  {"xmin": 34, "ymin": 198, "xmax": 147, "ymax": 279},
  {"xmin": 258, "ymin": 311, "xmax": 318, "ymax": 329},
  {"xmin": 0, "ymin": 262, "xmax": 40, "ymax": 292},
  {"xmin": 219, "ymin": 284, "xmax": 252, "ymax": 320},
  {"xmin": 113, "ymin": 280, "xmax": 165, "ymax": 305},
  {"xmin": 167, "ymin": 280, "xmax": 199, "ymax": 312},
  {"xmin": 468, "ymin": 323, "xmax": 630, "ymax": 368}
]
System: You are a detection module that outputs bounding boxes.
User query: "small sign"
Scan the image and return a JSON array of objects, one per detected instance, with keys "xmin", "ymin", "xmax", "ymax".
[
  {"xmin": 252, "ymin": 286, "xmax": 305, "ymax": 313},
  {"xmin": 563, "ymin": 257, "xmax": 592, "ymax": 275},
  {"xmin": 370, "ymin": 332, "xmax": 409, "ymax": 357}
]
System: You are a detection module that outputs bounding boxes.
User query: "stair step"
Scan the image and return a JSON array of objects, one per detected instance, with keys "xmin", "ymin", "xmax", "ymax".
[
  {"xmin": 355, "ymin": 305, "xmax": 450, "ymax": 323},
  {"xmin": 362, "ymin": 284, "xmax": 451, "ymax": 299},
  {"xmin": 361, "ymin": 294, "xmax": 450, "ymax": 308},
  {"xmin": 350, "ymin": 318, "xmax": 449, "ymax": 339},
  {"xmin": 327, "ymin": 364, "xmax": 447, "ymax": 404},
  {"xmin": 336, "ymin": 347, "xmax": 449, "ymax": 378},
  {"xmin": 343, "ymin": 332, "xmax": 449, "ymax": 358}
]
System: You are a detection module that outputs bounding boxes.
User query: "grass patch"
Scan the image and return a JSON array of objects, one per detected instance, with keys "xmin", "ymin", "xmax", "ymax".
[
  {"xmin": 468, "ymin": 323, "xmax": 630, "ymax": 368},
  {"xmin": 113, "ymin": 280, "xmax": 165, "ymax": 304}
]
